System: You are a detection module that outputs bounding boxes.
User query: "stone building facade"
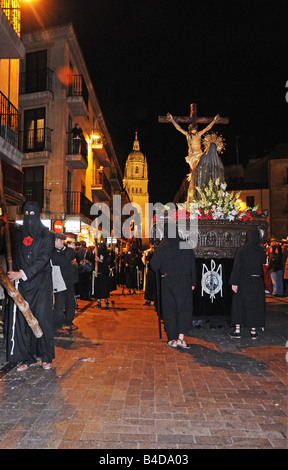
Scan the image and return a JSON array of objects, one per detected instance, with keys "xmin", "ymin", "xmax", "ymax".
[
  {"xmin": 17, "ymin": 23, "xmax": 124, "ymax": 244},
  {"xmin": 123, "ymin": 132, "xmax": 149, "ymax": 246},
  {"xmin": 0, "ymin": 1, "xmax": 25, "ymax": 218}
]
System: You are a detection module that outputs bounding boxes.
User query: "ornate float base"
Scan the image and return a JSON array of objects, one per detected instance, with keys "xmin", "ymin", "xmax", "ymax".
[
  {"xmin": 153, "ymin": 213, "xmax": 268, "ymax": 326},
  {"xmin": 153, "ymin": 214, "xmax": 268, "ymax": 259}
]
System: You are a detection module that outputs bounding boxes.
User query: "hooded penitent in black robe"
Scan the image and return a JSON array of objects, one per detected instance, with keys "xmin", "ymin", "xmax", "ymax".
[
  {"xmin": 5, "ymin": 202, "xmax": 55, "ymax": 365},
  {"xmin": 93, "ymin": 243, "xmax": 111, "ymax": 300},
  {"xmin": 151, "ymin": 224, "xmax": 197, "ymax": 341},
  {"xmin": 144, "ymin": 249, "xmax": 156, "ymax": 302},
  {"xmin": 124, "ymin": 243, "xmax": 139, "ymax": 290},
  {"xmin": 229, "ymin": 230, "xmax": 266, "ymax": 328}
]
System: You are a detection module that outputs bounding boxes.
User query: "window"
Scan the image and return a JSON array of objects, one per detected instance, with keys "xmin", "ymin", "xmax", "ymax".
[
  {"xmin": 25, "ymin": 50, "xmax": 48, "ymax": 93},
  {"xmin": 23, "ymin": 166, "xmax": 44, "ymax": 210},
  {"xmin": 135, "ymin": 166, "xmax": 139, "ymax": 174},
  {"xmin": 24, "ymin": 108, "xmax": 45, "ymax": 152}
]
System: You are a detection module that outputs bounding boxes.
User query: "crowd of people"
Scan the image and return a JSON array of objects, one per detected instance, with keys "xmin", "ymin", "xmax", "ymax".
[
  {"xmin": 264, "ymin": 238, "xmax": 288, "ymax": 297},
  {"xmin": 1, "ymin": 201, "xmax": 285, "ymax": 371},
  {"xmin": 72, "ymin": 239, "xmax": 155, "ymax": 306},
  {"xmin": 1, "ymin": 203, "xmax": 158, "ymax": 371}
]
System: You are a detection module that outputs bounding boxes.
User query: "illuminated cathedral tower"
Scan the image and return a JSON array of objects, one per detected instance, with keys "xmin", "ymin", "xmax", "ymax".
[{"xmin": 123, "ymin": 131, "xmax": 149, "ymax": 245}]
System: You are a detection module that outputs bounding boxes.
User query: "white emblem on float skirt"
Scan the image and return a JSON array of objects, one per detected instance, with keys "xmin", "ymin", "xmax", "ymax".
[{"xmin": 201, "ymin": 260, "xmax": 223, "ymax": 302}]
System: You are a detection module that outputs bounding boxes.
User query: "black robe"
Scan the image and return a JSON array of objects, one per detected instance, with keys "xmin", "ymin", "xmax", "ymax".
[
  {"xmin": 151, "ymin": 230, "xmax": 197, "ymax": 341},
  {"xmin": 144, "ymin": 250, "xmax": 156, "ymax": 302},
  {"xmin": 229, "ymin": 230, "xmax": 266, "ymax": 328},
  {"xmin": 76, "ymin": 246, "xmax": 94, "ymax": 300},
  {"xmin": 93, "ymin": 246, "xmax": 111, "ymax": 300},
  {"xmin": 5, "ymin": 225, "xmax": 55, "ymax": 364},
  {"xmin": 124, "ymin": 246, "xmax": 139, "ymax": 289},
  {"xmin": 108, "ymin": 250, "xmax": 117, "ymax": 292}
]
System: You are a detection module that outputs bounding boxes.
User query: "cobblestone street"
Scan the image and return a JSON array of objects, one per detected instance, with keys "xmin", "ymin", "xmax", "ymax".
[{"xmin": 0, "ymin": 289, "xmax": 287, "ymax": 450}]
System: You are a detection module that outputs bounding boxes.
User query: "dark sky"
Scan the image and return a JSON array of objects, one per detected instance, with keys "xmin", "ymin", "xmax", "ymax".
[{"xmin": 22, "ymin": 0, "xmax": 288, "ymax": 203}]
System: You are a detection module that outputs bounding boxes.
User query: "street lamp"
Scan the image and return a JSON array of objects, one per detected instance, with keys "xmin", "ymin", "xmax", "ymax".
[{"xmin": 20, "ymin": 0, "xmax": 45, "ymax": 33}]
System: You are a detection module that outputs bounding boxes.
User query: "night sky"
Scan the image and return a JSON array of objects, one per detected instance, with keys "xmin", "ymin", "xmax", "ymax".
[{"xmin": 22, "ymin": 0, "xmax": 288, "ymax": 203}]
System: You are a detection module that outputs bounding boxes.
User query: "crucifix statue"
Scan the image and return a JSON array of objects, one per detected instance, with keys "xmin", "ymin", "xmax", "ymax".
[{"xmin": 159, "ymin": 104, "xmax": 229, "ymax": 201}]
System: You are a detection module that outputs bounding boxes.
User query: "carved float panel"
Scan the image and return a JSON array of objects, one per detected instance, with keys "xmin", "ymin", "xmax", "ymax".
[{"xmin": 153, "ymin": 215, "xmax": 268, "ymax": 259}]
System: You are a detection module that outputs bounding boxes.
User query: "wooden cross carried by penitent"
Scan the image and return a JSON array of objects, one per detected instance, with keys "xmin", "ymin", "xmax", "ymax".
[{"xmin": 158, "ymin": 103, "xmax": 229, "ymax": 126}]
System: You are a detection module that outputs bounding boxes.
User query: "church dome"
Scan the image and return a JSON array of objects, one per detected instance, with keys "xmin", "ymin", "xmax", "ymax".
[{"xmin": 127, "ymin": 131, "xmax": 145, "ymax": 162}]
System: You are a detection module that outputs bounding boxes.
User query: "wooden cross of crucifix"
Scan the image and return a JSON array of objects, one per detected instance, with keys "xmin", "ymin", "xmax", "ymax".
[{"xmin": 158, "ymin": 103, "xmax": 229, "ymax": 126}]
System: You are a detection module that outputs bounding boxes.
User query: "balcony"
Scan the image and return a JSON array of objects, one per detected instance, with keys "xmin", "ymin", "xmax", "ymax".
[
  {"xmin": 19, "ymin": 68, "xmax": 53, "ymax": 104},
  {"xmin": 90, "ymin": 130, "xmax": 110, "ymax": 167},
  {"xmin": 0, "ymin": 91, "xmax": 19, "ymax": 146},
  {"xmin": 66, "ymin": 191, "xmax": 93, "ymax": 221},
  {"xmin": 20, "ymin": 127, "xmax": 52, "ymax": 164},
  {"xmin": 66, "ymin": 132, "xmax": 88, "ymax": 170},
  {"xmin": 67, "ymin": 75, "xmax": 89, "ymax": 116},
  {"xmin": 91, "ymin": 169, "xmax": 111, "ymax": 200},
  {"xmin": 90, "ymin": 131, "xmax": 104, "ymax": 149},
  {"xmin": 0, "ymin": 1, "xmax": 25, "ymax": 58},
  {"xmin": 110, "ymin": 167, "xmax": 123, "ymax": 191},
  {"xmin": 0, "ymin": 91, "xmax": 22, "ymax": 166}
]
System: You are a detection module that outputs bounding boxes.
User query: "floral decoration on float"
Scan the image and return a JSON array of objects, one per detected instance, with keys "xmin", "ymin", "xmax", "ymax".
[
  {"xmin": 171, "ymin": 178, "xmax": 263, "ymax": 222},
  {"xmin": 152, "ymin": 179, "xmax": 268, "ymax": 258}
]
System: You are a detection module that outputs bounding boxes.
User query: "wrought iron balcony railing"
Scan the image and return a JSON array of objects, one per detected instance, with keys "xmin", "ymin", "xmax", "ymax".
[
  {"xmin": 92, "ymin": 169, "xmax": 111, "ymax": 198},
  {"xmin": 20, "ymin": 127, "xmax": 52, "ymax": 153},
  {"xmin": 0, "ymin": 90, "xmax": 20, "ymax": 148},
  {"xmin": 19, "ymin": 68, "xmax": 53, "ymax": 95},
  {"xmin": 68, "ymin": 74, "xmax": 89, "ymax": 109},
  {"xmin": 66, "ymin": 131, "xmax": 87, "ymax": 160},
  {"xmin": 66, "ymin": 191, "xmax": 93, "ymax": 221}
]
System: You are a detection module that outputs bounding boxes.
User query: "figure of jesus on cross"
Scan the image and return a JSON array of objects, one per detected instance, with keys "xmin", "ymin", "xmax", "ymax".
[
  {"xmin": 167, "ymin": 112, "xmax": 220, "ymax": 173},
  {"xmin": 159, "ymin": 103, "xmax": 229, "ymax": 201}
]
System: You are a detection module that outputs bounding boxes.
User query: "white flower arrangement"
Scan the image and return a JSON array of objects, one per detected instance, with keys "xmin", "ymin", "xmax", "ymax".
[{"xmin": 184, "ymin": 178, "xmax": 260, "ymax": 221}]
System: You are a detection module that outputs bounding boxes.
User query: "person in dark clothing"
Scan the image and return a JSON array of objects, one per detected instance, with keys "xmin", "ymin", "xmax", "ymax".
[
  {"xmin": 151, "ymin": 223, "xmax": 197, "ymax": 348},
  {"xmin": 117, "ymin": 251, "xmax": 126, "ymax": 293},
  {"xmin": 125, "ymin": 241, "xmax": 139, "ymax": 294},
  {"xmin": 93, "ymin": 242, "xmax": 111, "ymax": 308},
  {"xmin": 51, "ymin": 233, "xmax": 77, "ymax": 332},
  {"xmin": 268, "ymin": 243, "xmax": 283, "ymax": 296},
  {"xmin": 76, "ymin": 241, "xmax": 94, "ymax": 300},
  {"xmin": 72, "ymin": 122, "xmax": 83, "ymax": 154},
  {"xmin": 6, "ymin": 202, "xmax": 55, "ymax": 370},
  {"xmin": 229, "ymin": 229, "xmax": 266, "ymax": 339},
  {"xmin": 108, "ymin": 249, "xmax": 117, "ymax": 293},
  {"xmin": 142, "ymin": 244, "xmax": 156, "ymax": 305}
]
